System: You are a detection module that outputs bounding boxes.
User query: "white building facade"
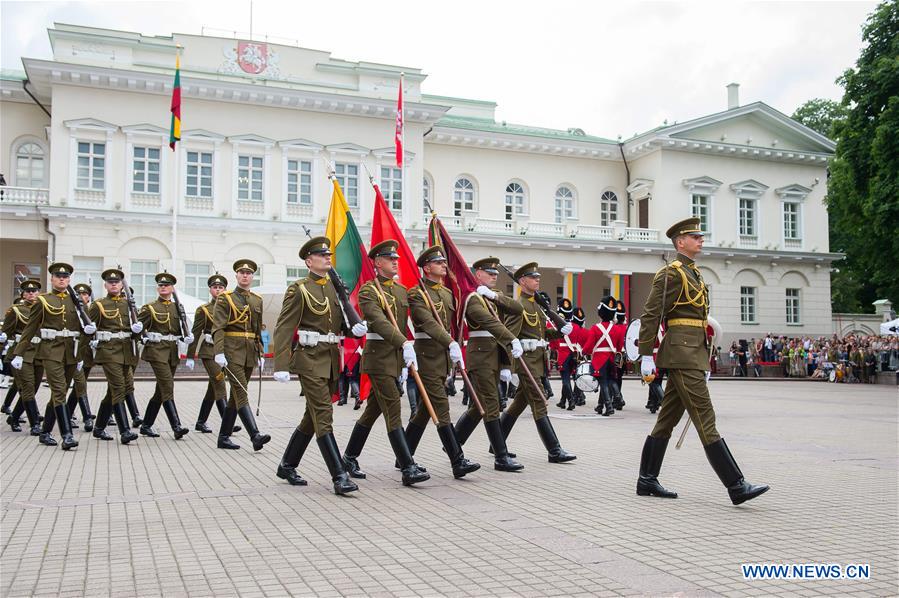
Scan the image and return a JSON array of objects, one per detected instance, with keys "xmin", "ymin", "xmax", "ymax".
[{"xmin": 0, "ymin": 24, "xmax": 840, "ymax": 341}]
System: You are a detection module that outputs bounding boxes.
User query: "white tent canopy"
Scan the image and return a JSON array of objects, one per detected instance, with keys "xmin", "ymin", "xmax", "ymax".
[{"xmin": 880, "ymin": 317, "xmax": 899, "ymax": 336}]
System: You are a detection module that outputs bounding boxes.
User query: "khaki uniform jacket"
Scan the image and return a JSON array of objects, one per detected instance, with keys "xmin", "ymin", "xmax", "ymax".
[
  {"xmin": 638, "ymin": 253, "xmax": 710, "ymax": 371},
  {"xmin": 14, "ymin": 291, "xmax": 83, "ymax": 365},
  {"xmin": 88, "ymin": 295, "xmax": 136, "ymax": 364},
  {"xmin": 273, "ymin": 272, "xmax": 344, "ymax": 379},
  {"xmin": 360, "ymin": 276, "xmax": 408, "ymax": 377},
  {"xmin": 187, "ymin": 301, "xmax": 216, "ymax": 360},
  {"xmin": 138, "ymin": 298, "xmax": 182, "ymax": 366},
  {"xmin": 2, "ymin": 301, "xmax": 36, "ymax": 362},
  {"xmin": 212, "ymin": 288, "xmax": 263, "ymax": 368},
  {"xmin": 463, "ymin": 290, "xmax": 521, "ymax": 372},
  {"xmin": 503, "ymin": 292, "xmax": 563, "ymax": 377},
  {"xmin": 409, "ymin": 279, "xmax": 454, "ymax": 378}
]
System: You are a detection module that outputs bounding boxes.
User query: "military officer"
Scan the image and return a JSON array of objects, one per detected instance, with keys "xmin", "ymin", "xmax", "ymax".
[
  {"xmin": 341, "ymin": 240, "xmax": 430, "ymax": 486},
  {"xmin": 3, "ymin": 280, "xmax": 44, "ymax": 435},
  {"xmin": 11, "ymin": 263, "xmax": 95, "ymax": 450},
  {"xmin": 137, "ymin": 272, "xmax": 192, "ymax": 439},
  {"xmin": 637, "ymin": 217, "xmax": 768, "ymax": 505},
  {"xmin": 86, "ymin": 268, "xmax": 140, "ymax": 444},
  {"xmin": 66, "ymin": 283, "xmax": 96, "ymax": 431},
  {"xmin": 499, "ymin": 262, "xmax": 576, "ymax": 463},
  {"xmin": 211, "ymin": 260, "xmax": 270, "ymax": 451},
  {"xmin": 186, "ymin": 273, "xmax": 240, "ymax": 435},
  {"xmin": 272, "ymin": 237, "xmax": 365, "ymax": 494},
  {"xmin": 451, "ymin": 257, "xmax": 524, "ymax": 471},
  {"xmin": 402, "ymin": 245, "xmax": 480, "ymax": 478},
  {"xmin": 612, "ymin": 299, "xmax": 628, "ymax": 411}
]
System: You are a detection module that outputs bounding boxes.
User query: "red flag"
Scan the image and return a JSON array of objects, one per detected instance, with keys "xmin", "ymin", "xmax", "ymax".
[
  {"xmin": 371, "ymin": 183, "xmax": 420, "ymax": 288},
  {"xmin": 395, "ymin": 76, "xmax": 403, "ymax": 167},
  {"xmin": 428, "ymin": 215, "xmax": 478, "ymax": 339},
  {"xmin": 337, "ymin": 240, "xmax": 375, "ymax": 402}
]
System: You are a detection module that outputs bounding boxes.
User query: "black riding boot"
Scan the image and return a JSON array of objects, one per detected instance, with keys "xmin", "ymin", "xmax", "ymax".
[
  {"xmin": 125, "ymin": 392, "xmax": 143, "ymax": 427},
  {"xmin": 163, "ymin": 400, "xmax": 189, "ymax": 439},
  {"xmin": 453, "ymin": 410, "xmax": 479, "ymax": 446},
  {"xmin": 342, "ymin": 423, "xmax": 371, "ymax": 479},
  {"xmin": 217, "ymin": 406, "xmax": 240, "ymax": 449},
  {"xmin": 438, "ymin": 425, "xmax": 480, "ymax": 478},
  {"xmin": 39, "ymin": 403, "xmax": 57, "ymax": 446},
  {"xmin": 277, "ymin": 428, "xmax": 313, "ymax": 486},
  {"xmin": 66, "ymin": 388, "xmax": 80, "ymax": 428},
  {"xmin": 139, "ymin": 399, "xmax": 161, "ymax": 437},
  {"xmin": 704, "ymin": 439, "xmax": 770, "ymax": 505},
  {"xmin": 1, "ymin": 383, "xmax": 17, "ymax": 414},
  {"xmin": 92, "ymin": 401, "xmax": 113, "ymax": 440},
  {"xmin": 610, "ymin": 380, "xmax": 624, "ymax": 411},
  {"xmin": 195, "ymin": 384, "xmax": 215, "ymax": 432},
  {"xmin": 113, "ymin": 402, "xmax": 138, "ymax": 444},
  {"xmin": 636, "ymin": 435, "xmax": 677, "ymax": 498},
  {"xmin": 575, "ymin": 385, "xmax": 586, "ymax": 406},
  {"xmin": 55, "ymin": 403, "xmax": 78, "ymax": 450},
  {"xmin": 214, "ymin": 398, "xmax": 241, "ymax": 433},
  {"xmin": 79, "ymin": 396, "xmax": 95, "ymax": 431},
  {"xmin": 541, "ymin": 376, "xmax": 554, "ymax": 399},
  {"xmin": 535, "ymin": 416, "xmax": 576, "ymax": 463},
  {"xmin": 648, "ymin": 382, "xmax": 664, "ymax": 414},
  {"xmin": 317, "ymin": 433, "xmax": 359, "ymax": 495},
  {"xmin": 394, "ymin": 421, "xmax": 427, "ymax": 470},
  {"xmin": 556, "ymin": 382, "xmax": 570, "ymax": 409},
  {"xmin": 7, "ymin": 398, "xmax": 24, "ymax": 431},
  {"xmin": 485, "ymin": 418, "xmax": 523, "ymax": 471},
  {"xmin": 387, "ymin": 427, "xmax": 430, "ymax": 486},
  {"xmin": 24, "ymin": 400, "xmax": 41, "ymax": 436},
  {"xmin": 489, "ymin": 412, "xmax": 518, "ymax": 457},
  {"xmin": 237, "ymin": 405, "xmax": 270, "ymax": 451}
]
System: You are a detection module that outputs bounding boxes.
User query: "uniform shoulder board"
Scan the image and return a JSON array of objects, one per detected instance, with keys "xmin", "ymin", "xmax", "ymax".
[
  {"xmin": 223, "ymin": 290, "xmax": 234, "ymax": 296},
  {"xmin": 250, "ymin": 290, "xmax": 262, "ymax": 299},
  {"xmin": 669, "ymin": 260, "xmax": 682, "ymax": 269}
]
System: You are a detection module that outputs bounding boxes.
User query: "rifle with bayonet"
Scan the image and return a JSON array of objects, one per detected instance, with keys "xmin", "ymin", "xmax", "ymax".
[{"xmin": 119, "ymin": 265, "xmax": 142, "ymax": 355}]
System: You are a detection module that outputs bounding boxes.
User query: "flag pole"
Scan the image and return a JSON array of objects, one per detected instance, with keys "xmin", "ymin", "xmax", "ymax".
[
  {"xmin": 399, "ymin": 72, "xmax": 405, "ymax": 233},
  {"xmin": 171, "ymin": 44, "xmax": 181, "ymax": 276}
]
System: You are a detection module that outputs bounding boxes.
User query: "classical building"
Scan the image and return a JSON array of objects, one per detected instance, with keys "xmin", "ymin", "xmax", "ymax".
[{"xmin": 0, "ymin": 23, "xmax": 840, "ymax": 341}]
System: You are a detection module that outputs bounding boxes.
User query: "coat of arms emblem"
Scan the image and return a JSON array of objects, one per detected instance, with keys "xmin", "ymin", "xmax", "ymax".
[
  {"xmin": 237, "ymin": 41, "xmax": 267, "ymax": 74},
  {"xmin": 218, "ymin": 42, "xmax": 283, "ymax": 79}
]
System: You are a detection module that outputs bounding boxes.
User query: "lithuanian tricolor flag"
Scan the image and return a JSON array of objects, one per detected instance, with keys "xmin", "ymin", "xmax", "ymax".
[{"xmin": 169, "ymin": 53, "xmax": 181, "ymax": 150}]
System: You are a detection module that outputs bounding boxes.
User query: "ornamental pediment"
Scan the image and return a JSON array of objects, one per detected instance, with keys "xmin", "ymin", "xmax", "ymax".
[{"xmin": 729, "ymin": 179, "xmax": 769, "ymax": 197}]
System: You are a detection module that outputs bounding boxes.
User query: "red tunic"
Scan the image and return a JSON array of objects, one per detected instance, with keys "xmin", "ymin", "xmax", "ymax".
[{"xmin": 571, "ymin": 321, "xmax": 624, "ymax": 371}]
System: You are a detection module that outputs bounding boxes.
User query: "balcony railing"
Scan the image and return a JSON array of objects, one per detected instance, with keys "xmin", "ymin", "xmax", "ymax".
[
  {"xmin": 0, "ymin": 186, "xmax": 49, "ymax": 206},
  {"xmin": 417, "ymin": 214, "xmax": 660, "ymax": 243}
]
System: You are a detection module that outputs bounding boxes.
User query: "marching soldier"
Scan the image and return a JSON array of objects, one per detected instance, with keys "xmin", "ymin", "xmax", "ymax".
[
  {"xmin": 212, "ymin": 260, "xmax": 270, "ymax": 451},
  {"xmin": 3, "ymin": 280, "xmax": 43, "ymax": 435},
  {"xmin": 637, "ymin": 217, "xmax": 768, "ymax": 505},
  {"xmin": 341, "ymin": 240, "xmax": 430, "ymax": 486},
  {"xmin": 612, "ymin": 299, "xmax": 627, "ymax": 410},
  {"xmin": 571, "ymin": 307, "xmax": 588, "ymax": 406},
  {"xmin": 86, "ymin": 268, "xmax": 140, "ymax": 444},
  {"xmin": 272, "ymin": 237, "xmax": 366, "ymax": 494},
  {"xmin": 11, "ymin": 263, "xmax": 95, "ymax": 450},
  {"xmin": 499, "ymin": 262, "xmax": 576, "ymax": 463},
  {"xmin": 402, "ymin": 245, "xmax": 480, "ymax": 478},
  {"xmin": 186, "ymin": 273, "xmax": 240, "ymax": 435},
  {"xmin": 137, "ymin": 272, "xmax": 192, "ymax": 439},
  {"xmin": 570, "ymin": 295, "xmax": 624, "ymax": 416},
  {"xmin": 553, "ymin": 298, "xmax": 579, "ymax": 411},
  {"xmin": 66, "ymin": 283, "xmax": 96, "ymax": 431},
  {"xmin": 452, "ymin": 257, "xmax": 524, "ymax": 472}
]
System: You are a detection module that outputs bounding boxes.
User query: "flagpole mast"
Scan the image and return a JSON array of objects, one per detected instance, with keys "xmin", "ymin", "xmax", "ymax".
[
  {"xmin": 172, "ymin": 44, "xmax": 181, "ymax": 277},
  {"xmin": 399, "ymin": 72, "xmax": 406, "ymax": 234}
]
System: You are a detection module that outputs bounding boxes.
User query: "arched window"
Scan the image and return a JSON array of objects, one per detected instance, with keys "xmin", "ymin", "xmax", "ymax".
[
  {"xmin": 15, "ymin": 142, "xmax": 45, "ymax": 187},
  {"xmin": 554, "ymin": 186, "xmax": 576, "ymax": 223},
  {"xmin": 601, "ymin": 191, "xmax": 618, "ymax": 226},
  {"xmin": 453, "ymin": 177, "xmax": 475, "ymax": 216},
  {"xmin": 504, "ymin": 182, "xmax": 527, "ymax": 221}
]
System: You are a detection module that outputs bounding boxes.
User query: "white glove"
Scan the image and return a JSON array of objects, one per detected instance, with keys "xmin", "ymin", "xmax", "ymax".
[
  {"xmin": 76, "ymin": 361, "xmax": 83, "ymax": 371},
  {"xmin": 641, "ymin": 355, "xmax": 655, "ymax": 377},
  {"xmin": 499, "ymin": 368, "xmax": 512, "ymax": 383},
  {"xmin": 351, "ymin": 321, "xmax": 368, "ymax": 337},
  {"xmin": 273, "ymin": 371, "xmax": 291, "ymax": 383},
  {"xmin": 560, "ymin": 322, "xmax": 573, "ymax": 336},
  {"xmin": 510, "ymin": 338, "xmax": 523, "ymax": 359},
  {"xmin": 184, "ymin": 334, "xmax": 194, "ymax": 344},
  {"xmin": 705, "ymin": 371, "xmax": 711, "ymax": 383},
  {"xmin": 402, "ymin": 341, "xmax": 418, "ymax": 369},
  {"xmin": 448, "ymin": 341, "xmax": 464, "ymax": 364},
  {"xmin": 83, "ymin": 323, "xmax": 96, "ymax": 335},
  {"xmin": 11, "ymin": 356, "xmax": 23, "ymax": 370},
  {"xmin": 398, "ymin": 367, "xmax": 408, "ymax": 387},
  {"xmin": 89, "ymin": 340, "xmax": 99, "ymax": 350},
  {"xmin": 185, "ymin": 358, "xmax": 195, "ymax": 371},
  {"xmin": 0, "ymin": 333, "xmax": 6, "ymax": 344},
  {"xmin": 215, "ymin": 353, "xmax": 228, "ymax": 367},
  {"xmin": 131, "ymin": 322, "xmax": 143, "ymax": 334},
  {"xmin": 511, "ymin": 373, "xmax": 520, "ymax": 387},
  {"xmin": 476, "ymin": 285, "xmax": 497, "ymax": 300},
  {"xmin": 258, "ymin": 357, "xmax": 265, "ymax": 369}
]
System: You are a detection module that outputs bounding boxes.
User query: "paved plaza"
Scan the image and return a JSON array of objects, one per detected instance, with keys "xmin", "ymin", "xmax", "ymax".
[{"xmin": 1, "ymin": 378, "xmax": 897, "ymax": 597}]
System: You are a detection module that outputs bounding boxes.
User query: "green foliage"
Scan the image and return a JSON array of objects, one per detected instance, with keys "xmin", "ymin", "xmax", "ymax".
[{"xmin": 791, "ymin": 98, "xmax": 847, "ymax": 139}]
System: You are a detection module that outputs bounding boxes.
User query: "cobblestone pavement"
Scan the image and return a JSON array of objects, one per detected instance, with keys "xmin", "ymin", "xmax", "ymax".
[{"xmin": 2, "ymin": 378, "xmax": 897, "ymax": 597}]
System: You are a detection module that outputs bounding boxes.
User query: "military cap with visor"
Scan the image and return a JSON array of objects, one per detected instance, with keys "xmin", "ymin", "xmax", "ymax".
[
  {"xmin": 155, "ymin": 272, "xmax": 177, "ymax": 285},
  {"xmin": 74, "ymin": 283, "xmax": 92, "ymax": 295},
  {"xmin": 666, "ymin": 217, "xmax": 705, "ymax": 239},
  {"xmin": 233, "ymin": 259, "xmax": 258, "ymax": 274},
  {"xmin": 48, "ymin": 262, "xmax": 74, "ymax": 277},
  {"xmin": 299, "ymin": 236, "xmax": 333, "ymax": 259},
  {"xmin": 19, "ymin": 279, "xmax": 41, "ymax": 292},
  {"xmin": 513, "ymin": 262, "xmax": 540, "ymax": 280},
  {"xmin": 472, "ymin": 257, "xmax": 500, "ymax": 274},
  {"xmin": 416, "ymin": 245, "xmax": 447, "ymax": 268},
  {"xmin": 368, "ymin": 239, "xmax": 400, "ymax": 260},
  {"xmin": 207, "ymin": 273, "xmax": 228, "ymax": 287},
  {"xmin": 101, "ymin": 268, "xmax": 124, "ymax": 282}
]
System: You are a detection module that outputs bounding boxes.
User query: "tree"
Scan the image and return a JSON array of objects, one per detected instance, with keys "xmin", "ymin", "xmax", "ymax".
[
  {"xmin": 824, "ymin": 0, "xmax": 898, "ymax": 313},
  {"xmin": 791, "ymin": 98, "xmax": 847, "ymax": 140}
]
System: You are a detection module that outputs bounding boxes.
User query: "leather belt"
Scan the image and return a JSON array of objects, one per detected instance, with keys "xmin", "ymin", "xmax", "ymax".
[
  {"xmin": 667, "ymin": 318, "xmax": 707, "ymax": 328},
  {"xmin": 366, "ymin": 333, "xmax": 384, "ymax": 340},
  {"xmin": 518, "ymin": 338, "xmax": 547, "ymax": 352},
  {"xmin": 468, "ymin": 331, "xmax": 492, "ymax": 338},
  {"xmin": 225, "ymin": 331, "xmax": 256, "ymax": 338},
  {"xmin": 145, "ymin": 333, "xmax": 179, "ymax": 343},
  {"xmin": 40, "ymin": 328, "xmax": 80, "ymax": 340},
  {"xmin": 413, "ymin": 332, "xmax": 432, "ymax": 340},
  {"xmin": 96, "ymin": 331, "xmax": 131, "ymax": 342}
]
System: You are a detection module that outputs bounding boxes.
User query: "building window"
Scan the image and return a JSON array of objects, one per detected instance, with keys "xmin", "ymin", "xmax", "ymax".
[
  {"xmin": 554, "ymin": 186, "xmax": 575, "ymax": 223},
  {"xmin": 380, "ymin": 166, "xmax": 402, "ymax": 210},
  {"xmin": 238, "ymin": 155, "xmax": 264, "ymax": 201},
  {"xmin": 739, "ymin": 198, "xmax": 756, "ymax": 236},
  {"xmin": 286, "ymin": 266, "xmax": 308, "ymax": 283},
  {"xmin": 133, "ymin": 146, "xmax": 161, "ymax": 194},
  {"xmin": 334, "ymin": 162, "xmax": 358, "ymax": 208},
  {"xmin": 691, "ymin": 194, "xmax": 710, "ymax": 233},
  {"xmin": 453, "ymin": 177, "xmax": 475, "ymax": 215},
  {"xmin": 287, "ymin": 159, "xmax": 312, "ymax": 205},
  {"xmin": 72, "ymin": 256, "xmax": 103, "ymax": 290},
  {"xmin": 740, "ymin": 286, "xmax": 756, "ymax": 324},
  {"xmin": 422, "ymin": 176, "xmax": 431, "ymax": 217},
  {"xmin": 783, "ymin": 202, "xmax": 801, "ymax": 239},
  {"xmin": 186, "ymin": 151, "xmax": 213, "ymax": 198},
  {"xmin": 15, "ymin": 142, "xmax": 45, "ymax": 187},
  {"xmin": 184, "ymin": 262, "xmax": 212, "ymax": 298},
  {"xmin": 600, "ymin": 191, "xmax": 618, "ymax": 226},
  {"xmin": 504, "ymin": 182, "xmax": 527, "ymax": 221},
  {"xmin": 76, "ymin": 141, "xmax": 105, "ymax": 190},
  {"xmin": 130, "ymin": 259, "xmax": 159, "ymax": 306},
  {"xmin": 786, "ymin": 288, "xmax": 801, "ymax": 324}
]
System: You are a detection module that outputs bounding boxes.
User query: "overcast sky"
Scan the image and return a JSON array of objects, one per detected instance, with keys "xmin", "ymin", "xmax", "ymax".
[{"xmin": 0, "ymin": 0, "xmax": 877, "ymax": 138}]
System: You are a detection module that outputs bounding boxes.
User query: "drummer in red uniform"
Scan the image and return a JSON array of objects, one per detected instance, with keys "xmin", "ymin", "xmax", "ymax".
[{"xmin": 568, "ymin": 295, "xmax": 625, "ymax": 416}]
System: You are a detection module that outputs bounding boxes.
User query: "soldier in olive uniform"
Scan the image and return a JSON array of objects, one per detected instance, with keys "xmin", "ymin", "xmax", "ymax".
[
  {"xmin": 11, "ymin": 263, "xmax": 95, "ymax": 450},
  {"xmin": 273, "ymin": 237, "xmax": 366, "ymax": 494},
  {"xmin": 66, "ymin": 283, "xmax": 96, "ymax": 431},
  {"xmin": 452, "ymin": 257, "xmax": 524, "ymax": 471},
  {"xmin": 402, "ymin": 245, "xmax": 480, "ymax": 478},
  {"xmin": 86, "ymin": 269, "xmax": 140, "ymax": 444},
  {"xmin": 211, "ymin": 260, "xmax": 270, "ymax": 451},
  {"xmin": 186, "ymin": 273, "xmax": 240, "ymax": 435},
  {"xmin": 341, "ymin": 240, "xmax": 430, "ymax": 486},
  {"xmin": 637, "ymin": 217, "xmax": 769, "ymax": 505},
  {"xmin": 3, "ymin": 280, "xmax": 44, "ymax": 435},
  {"xmin": 137, "ymin": 272, "xmax": 192, "ymax": 439},
  {"xmin": 499, "ymin": 263, "xmax": 577, "ymax": 463}
]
